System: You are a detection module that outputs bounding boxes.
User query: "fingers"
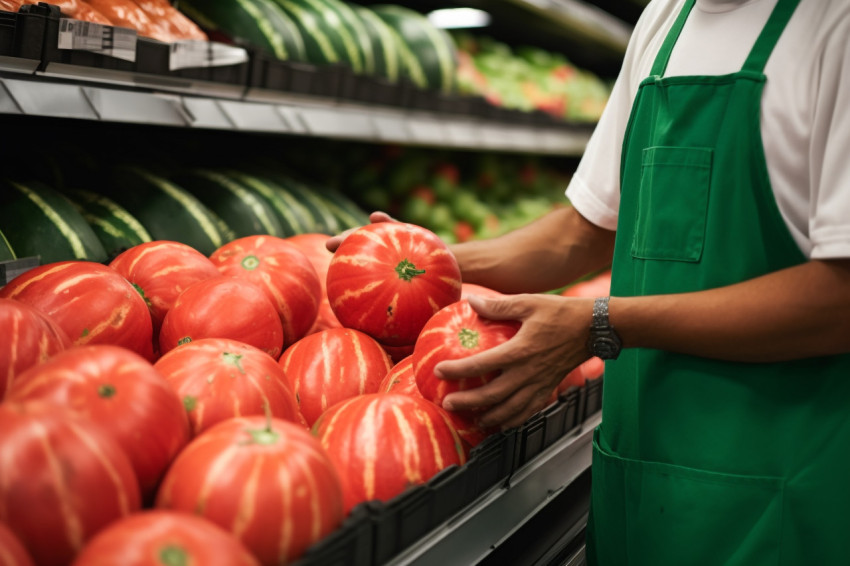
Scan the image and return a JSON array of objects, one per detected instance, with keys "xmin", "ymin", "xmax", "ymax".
[
  {"xmin": 434, "ymin": 339, "xmax": 522, "ymax": 382},
  {"xmin": 325, "ymin": 211, "xmax": 397, "ymax": 252},
  {"xmin": 466, "ymin": 294, "xmax": 531, "ymax": 321},
  {"xmin": 443, "ymin": 375, "xmax": 555, "ymax": 430}
]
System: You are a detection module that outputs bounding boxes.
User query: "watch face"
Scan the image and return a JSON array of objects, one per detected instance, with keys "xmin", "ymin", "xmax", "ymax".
[{"xmin": 594, "ymin": 337, "xmax": 619, "ymax": 360}]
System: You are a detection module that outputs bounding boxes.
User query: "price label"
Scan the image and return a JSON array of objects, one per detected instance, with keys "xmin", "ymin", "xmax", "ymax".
[
  {"xmin": 57, "ymin": 18, "xmax": 137, "ymax": 62},
  {"xmin": 169, "ymin": 41, "xmax": 248, "ymax": 71}
]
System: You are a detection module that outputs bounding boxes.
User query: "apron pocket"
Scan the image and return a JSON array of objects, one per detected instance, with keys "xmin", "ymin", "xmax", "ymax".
[
  {"xmin": 588, "ymin": 429, "xmax": 785, "ymax": 566},
  {"xmin": 631, "ymin": 146, "xmax": 713, "ymax": 262}
]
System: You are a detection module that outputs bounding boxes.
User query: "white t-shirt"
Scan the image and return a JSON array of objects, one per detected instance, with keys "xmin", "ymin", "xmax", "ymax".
[{"xmin": 565, "ymin": 0, "xmax": 850, "ymax": 259}]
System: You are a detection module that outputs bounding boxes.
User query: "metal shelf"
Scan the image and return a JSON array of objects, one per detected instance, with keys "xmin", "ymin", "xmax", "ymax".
[
  {"xmin": 0, "ymin": 70, "xmax": 592, "ymax": 156},
  {"xmin": 386, "ymin": 411, "xmax": 600, "ymax": 565},
  {"xmin": 504, "ymin": 0, "xmax": 632, "ymax": 54}
]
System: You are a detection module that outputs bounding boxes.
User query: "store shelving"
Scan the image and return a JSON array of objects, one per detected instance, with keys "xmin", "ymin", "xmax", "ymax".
[{"xmin": 0, "ymin": 0, "xmax": 627, "ymax": 563}]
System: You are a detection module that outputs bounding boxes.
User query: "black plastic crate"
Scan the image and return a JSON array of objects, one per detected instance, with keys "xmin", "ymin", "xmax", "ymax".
[
  {"xmin": 292, "ymin": 504, "xmax": 374, "ymax": 566},
  {"xmin": 517, "ymin": 411, "xmax": 547, "ymax": 467},
  {"xmin": 348, "ymin": 74, "xmax": 400, "ymax": 107},
  {"xmin": 584, "ymin": 376, "xmax": 603, "ymax": 418},
  {"xmin": 428, "ymin": 464, "xmax": 474, "ymax": 522},
  {"xmin": 4, "ymin": 4, "xmax": 53, "ymax": 63},
  {"xmin": 370, "ymin": 485, "xmax": 433, "ymax": 566},
  {"xmin": 466, "ymin": 428, "xmax": 518, "ymax": 496},
  {"xmin": 0, "ymin": 10, "xmax": 16, "ymax": 57}
]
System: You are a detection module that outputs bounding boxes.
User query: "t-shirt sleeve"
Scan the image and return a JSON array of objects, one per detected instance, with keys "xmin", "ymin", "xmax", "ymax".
[
  {"xmin": 809, "ymin": 20, "xmax": 850, "ymax": 259},
  {"xmin": 565, "ymin": 0, "xmax": 669, "ymax": 231}
]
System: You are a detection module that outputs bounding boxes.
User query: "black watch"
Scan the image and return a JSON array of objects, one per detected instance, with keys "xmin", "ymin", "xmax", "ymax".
[{"xmin": 587, "ymin": 296, "xmax": 622, "ymax": 360}]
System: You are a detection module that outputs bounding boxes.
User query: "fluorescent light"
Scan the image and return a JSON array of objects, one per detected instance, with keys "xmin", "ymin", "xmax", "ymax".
[{"xmin": 427, "ymin": 8, "xmax": 491, "ymax": 29}]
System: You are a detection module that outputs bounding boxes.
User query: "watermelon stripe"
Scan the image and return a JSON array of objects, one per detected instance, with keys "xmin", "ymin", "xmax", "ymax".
[
  {"xmin": 236, "ymin": 0, "xmax": 291, "ymax": 60},
  {"xmin": 386, "ymin": 25, "xmax": 427, "ymax": 87},
  {"xmin": 0, "ymin": 229, "xmax": 16, "ymax": 260},
  {"xmin": 417, "ymin": 18, "xmax": 455, "ymax": 91},
  {"xmin": 195, "ymin": 444, "xmax": 241, "ymax": 514},
  {"xmin": 357, "ymin": 7, "xmax": 400, "ymax": 81},
  {"xmin": 68, "ymin": 422, "xmax": 136, "ymax": 515},
  {"xmin": 231, "ymin": 174, "xmax": 310, "ymax": 235},
  {"xmin": 299, "ymin": 0, "xmax": 362, "ymax": 71},
  {"xmin": 390, "ymin": 404, "xmax": 424, "ymax": 482},
  {"xmin": 330, "ymin": 0, "xmax": 376, "ymax": 75},
  {"xmin": 276, "ymin": 455, "xmax": 295, "ymax": 562},
  {"xmin": 138, "ymin": 172, "xmax": 225, "ymax": 250},
  {"xmin": 74, "ymin": 191, "xmax": 152, "ymax": 242},
  {"xmin": 231, "ymin": 455, "xmax": 262, "ymax": 539},
  {"xmin": 361, "ymin": 399, "xmax": 378, "ymax": 500},
  {"xmin": 36, "ymin": 420, "xmax": 86, "ymax": 552},
  {"xmin": 11, "ymin": 182, "xmax": 87, "ymax": 260},
  {"xmin": 197, "ymin": 172, "xmax": 281, "ymax": 236},
  {"xmin": 275, "ymin": 0, "xmax": 340, "ymax": 64}
]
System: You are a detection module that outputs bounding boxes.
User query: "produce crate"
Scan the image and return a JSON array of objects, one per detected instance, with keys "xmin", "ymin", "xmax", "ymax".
[
  {"xmin": 291, "ymin": 387, "xmax": 600, "ymax": 566},
  {"xmin": 293, "ymin": 504, "xmax": 374, "ymax": 566},
  {"xmin": 0, "ymin": 7, "xmax": 44, "ymax": 63}
]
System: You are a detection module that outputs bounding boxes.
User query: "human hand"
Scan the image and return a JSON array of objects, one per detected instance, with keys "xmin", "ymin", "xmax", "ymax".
[
  {"xmin": 437, "ymin": 293, "xmax": 594, "ymax": 430},
  {"xmin": 325, "ymin": 211, "xmax": 396, "ymax": 252}
]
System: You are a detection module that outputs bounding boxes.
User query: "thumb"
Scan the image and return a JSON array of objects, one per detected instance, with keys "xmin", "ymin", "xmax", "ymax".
[{"xmin": 466, "ymin": 294, "xmax": 528, "ymax": 322}]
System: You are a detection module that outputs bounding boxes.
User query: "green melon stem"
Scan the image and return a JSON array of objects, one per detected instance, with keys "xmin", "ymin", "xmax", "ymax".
[
  {"xmin": 241, "ymin": 255, "xmax": 260, "ymax": 270},
  {"xmin": 458, "ymin": 328, "xmax": 480, "ymax": 349},
  {"xmin": 246, "ymin": 401, "xmax": 279, "ymax": 446},
  {"xmin": 395, "ymin": 258, "xmax": 425, "ymax": 282},
  {"xmin": 98, "ymin": 384, "xmax": 117, "ymax": 398},
  {"xmin": 222, "ymin": 352, "xmax": 246, "ymax": 374},
  {"xmin": 159, "ymin": 545, "xmax": 188, "ymax": 566},
  {"xmin": 132, "ymin": 283, "xmax": 152, "ymax": 308}
]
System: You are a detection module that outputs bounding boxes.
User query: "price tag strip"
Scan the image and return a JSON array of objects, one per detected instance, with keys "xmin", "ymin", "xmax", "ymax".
[
  {"xmin": 57, "ymin": 18, "xmax": 137, "ymax": 62},
  {"xmin": 169, "ymin": 41, "xmax": 249, "ymax": 71}
]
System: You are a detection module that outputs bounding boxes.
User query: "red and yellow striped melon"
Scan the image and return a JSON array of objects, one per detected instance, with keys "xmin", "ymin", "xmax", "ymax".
[
  {"xmin": 0, "ymin": 401, "xmax": 141, "ymax": 566},
  {"xmin": 156, "ymin": 416, "xmax": 343, "ymax": 566},
  {"xmin": 278, "ymin": 328, "xmax": 392, "ymax": 426},
  {"xmin": 154, "ymin": 338, "xmax": 303, "ymax": 437},
  {"xmin": 0, "ymin": 261, "xmax": 154, "ymax": 361},
  {"xmin": 313, "ymin": 393, "xmax": 466, "ymax": 514}
]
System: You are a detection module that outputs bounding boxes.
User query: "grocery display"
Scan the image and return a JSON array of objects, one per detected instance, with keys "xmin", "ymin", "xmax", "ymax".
[{"xmin": 0, "ymin": 0, "xmax": 623, "ymax": 564}]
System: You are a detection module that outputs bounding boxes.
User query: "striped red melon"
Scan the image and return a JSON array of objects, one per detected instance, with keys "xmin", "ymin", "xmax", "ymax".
[
  {"xmin": 378, "ymin": 354, "xmax": 484, "ymax": 450},
  {"xmin": 285, "ymin": 233, "xmax": 343, "ymax": 334},
  {"xmin": 6, "ymin": 345, "xmax": 190, "ymax": 501},
  {"xmin": 326, "ymin": 222, "xmax": 462, "ymax": 346},
  {"xmin": 210, "ymin": 235, "xmax": 322, "ymax": 348},
  {"xmin": 413, "ymin": 299, "xmax": 520, "ymax": 445},
  {"xmin": 0, "ymin": 298, "xmax": 71, "ymax": 399},
  {"xmin": 278, "ymin": 328, "xmax": 392, "ymax": 426},
  {"xmin": 0, "ymin": 261, "xmax": 155, "ymax": 361},
  {"xmin": 0, "ymin": 401, "xmax": 141, "ymax": 566},
  {"xmin": 313, "ymin": 393, "xmax": 466, "ymax": 514},
  {"xmin": 154, "ymin": 338, "xmax": 302, "ymax": 436},
  {"xmin": 108, "ymin": 240, "xmax": 221, "ymax": 344},
  {"xmin": 0, "ymin": 522, "xmax": 34, "ymax": 566},
  {"xmin": 72, "ymin": 510, "xmax": 259, "ymax": 566},
  {"xmin": 156, "ymin": 416, "xmax": 344, "ymax": 566},
  {"xmin": 158, "ymin": 277, "xmax": 284, "ymax": 359},
  {"xmin": 379, "ymin": 355, "xmax": 417, "ymax": 396}
]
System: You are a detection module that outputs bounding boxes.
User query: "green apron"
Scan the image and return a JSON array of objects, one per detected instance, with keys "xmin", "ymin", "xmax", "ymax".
[{"xmin": 586, "ymin": 0, "xmax": 850, "ymax": 563}]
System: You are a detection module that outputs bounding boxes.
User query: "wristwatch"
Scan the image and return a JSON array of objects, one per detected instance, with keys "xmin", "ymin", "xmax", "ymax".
[{"xmin": 587, "ymin": 296, "xmax": 622, "ymax": 360}]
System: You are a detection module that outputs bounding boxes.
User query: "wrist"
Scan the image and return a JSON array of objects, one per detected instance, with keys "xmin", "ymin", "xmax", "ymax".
[{"xmin": 587, "ymin": 296, "xmax": 623, "ymax": 360}]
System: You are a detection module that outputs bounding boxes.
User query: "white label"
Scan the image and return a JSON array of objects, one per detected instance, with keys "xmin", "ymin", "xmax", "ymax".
[
  {"xmin": 169, "ymin": 41, "xmax": 248, "ymax": 71},
  {"xmin": 57, "ymin": 18, "xmax": 137, "ymax": 62}
]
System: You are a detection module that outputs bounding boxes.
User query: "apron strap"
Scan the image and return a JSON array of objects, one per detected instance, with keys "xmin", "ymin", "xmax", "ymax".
[
  {"xmin": 742, "ymin": 0, "xmax": 802, "ymax": 73},
  {"xmin": 649, "ymin": 0, "xmax": 696, "ymax": 77}
]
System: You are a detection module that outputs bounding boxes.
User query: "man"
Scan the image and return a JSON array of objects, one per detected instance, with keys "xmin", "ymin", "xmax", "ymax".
[{"xmin": 332, "ymin": 0, "xmax": 850, "ymax": 562}]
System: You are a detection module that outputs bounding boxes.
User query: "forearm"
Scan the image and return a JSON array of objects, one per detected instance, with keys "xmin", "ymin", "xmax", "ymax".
[
  {"xmin": 450, "ymin": 206, "xmax": 616, "ymax": 294},
  {"xmin": 611, "ymin": 259, "xmax": 850, "ymax": 362}
]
